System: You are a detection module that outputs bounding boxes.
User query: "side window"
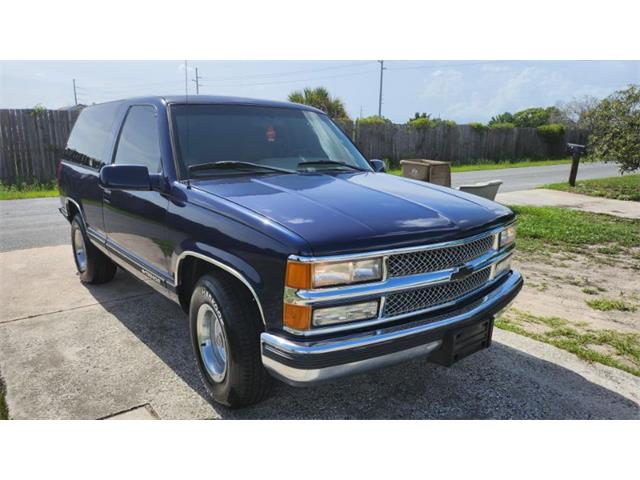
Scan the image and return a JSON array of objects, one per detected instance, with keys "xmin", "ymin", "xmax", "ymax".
[
  {"xmin": 114, "ymin": 106, "xmax": 162, "ymax": 172},
  {"xmin": 66, "ymin": 102, "xmax": 120, "ymax": 168}
]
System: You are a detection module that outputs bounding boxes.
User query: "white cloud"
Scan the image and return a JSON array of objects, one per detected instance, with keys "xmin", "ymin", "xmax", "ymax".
[{"xmin": 416, "ymin": 63, "xmax": 623, "ymax": 122}]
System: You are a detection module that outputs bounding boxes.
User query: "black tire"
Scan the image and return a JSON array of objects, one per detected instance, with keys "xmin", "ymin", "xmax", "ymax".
[
  {"xmin": 189, "ymin": 272, "xmax": 272, "ymax": 408},
  {"xmin": 70, "ymin": 215, "xmax": 117, "ymax": 284}
]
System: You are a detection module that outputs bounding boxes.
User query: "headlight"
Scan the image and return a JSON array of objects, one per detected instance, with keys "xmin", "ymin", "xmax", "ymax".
[
  {"xmin": 313, "ymin": 258, "xmax": 382, "ymax": 287},
  {"xmin": 286, "ymin": 258, "xmax": 383, "ymax": 289},
  {"xmin": 312, "ymin": 300, "xmax": 379, "ymax": 327},
  {"xmin": 499, "ymin": 225, "xmax": 516, "ymax": 248}
]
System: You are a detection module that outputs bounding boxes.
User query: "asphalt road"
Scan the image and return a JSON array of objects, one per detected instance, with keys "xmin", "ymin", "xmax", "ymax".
[
  {"xmin": 0, "ymin": 162, "xmax": 622, "ymax": 253},
  {"xmin": 452, "ymin": 161, "xmax": 620, "ymax": 192},
  {"xmin": 0, "ymin": 196, "xmax": 68, "ymax": 252}
]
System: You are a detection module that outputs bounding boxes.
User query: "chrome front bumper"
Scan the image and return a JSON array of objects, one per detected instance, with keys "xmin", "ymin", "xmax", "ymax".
[{"xmin": 261, "ymin": 270, "xmax": 523, "ymax": 386}]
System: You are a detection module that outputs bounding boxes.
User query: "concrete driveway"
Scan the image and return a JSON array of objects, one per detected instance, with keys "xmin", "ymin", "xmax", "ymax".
[{"xmin": 1, "ymin": 244, "xmax": 638, "ymax": 419}]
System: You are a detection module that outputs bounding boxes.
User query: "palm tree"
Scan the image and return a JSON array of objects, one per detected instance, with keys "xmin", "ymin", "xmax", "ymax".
[{"xmin": 287, "ymin": 87, "xmax": 350, "ymax": 120}]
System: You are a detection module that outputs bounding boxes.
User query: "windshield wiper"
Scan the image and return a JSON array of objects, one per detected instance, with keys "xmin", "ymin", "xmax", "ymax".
[
  {"xmin": 297, "ymin": 160, "xmax": 365, "ymax": 171},
  {"xmin": 188, "ymin": 161, "xmax": 294, "ymax": 175}
]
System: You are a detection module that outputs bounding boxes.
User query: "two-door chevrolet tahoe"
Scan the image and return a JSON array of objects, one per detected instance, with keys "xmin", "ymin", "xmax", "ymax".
[{"xmin": 58, "ymin": 96, "xmax": 523, "ymax": 408}]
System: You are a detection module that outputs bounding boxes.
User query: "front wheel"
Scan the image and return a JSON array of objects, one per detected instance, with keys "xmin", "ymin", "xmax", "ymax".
[
  {"xmin": 189, "ymin": 273, "xmax": 272, "ymax": 408},
  {"xmin": 70, "ymin": 216, "xmax": 117, "ymax": 284}
]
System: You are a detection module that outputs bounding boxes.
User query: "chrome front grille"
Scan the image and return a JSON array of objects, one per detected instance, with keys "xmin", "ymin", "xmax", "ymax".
[
  {"xmin": 383, "ymin": 267, "xmax": 492, "ymax": 318},
  {"xmin": 386, "ymin": 234, "xmax": 494, "ymax": 277}
]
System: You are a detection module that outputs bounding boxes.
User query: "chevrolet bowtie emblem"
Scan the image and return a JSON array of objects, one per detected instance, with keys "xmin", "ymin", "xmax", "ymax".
[{"xmin": 450, "ymin": 265, "xmax": 474, "ymax": 281}]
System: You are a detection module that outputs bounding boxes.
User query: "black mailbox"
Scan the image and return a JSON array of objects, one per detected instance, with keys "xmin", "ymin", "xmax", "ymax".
[{"xmin": 567, "ymin": 143, "xmax": 587, "ymax": 156}]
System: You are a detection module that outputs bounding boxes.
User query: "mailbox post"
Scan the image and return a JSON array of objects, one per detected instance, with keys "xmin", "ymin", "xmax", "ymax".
[{"xmin": 567, "ymin": 143, "xmax": 587, "ymax": 187}]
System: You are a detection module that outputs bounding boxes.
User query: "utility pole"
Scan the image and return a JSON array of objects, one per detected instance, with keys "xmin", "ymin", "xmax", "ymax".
[
  {"xmin": 73, "ymin": 79, "xmax": 78, "ymax": 106},
  {"xmin": 192, "ymin": 67, "xmax": 203, "ymax": 95},
  {"xmin": 377, "ymin": 60, "xmax": 385, "ymax": 117},
  {"xmin": 184, "ymin": 60, "xmax": 188, "ymax": 97}
]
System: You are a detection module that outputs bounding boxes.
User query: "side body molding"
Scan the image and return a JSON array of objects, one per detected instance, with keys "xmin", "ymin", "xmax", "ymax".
[{"xmin": 174, "ymin": 251, "xmax": 267, "ymax": 326}]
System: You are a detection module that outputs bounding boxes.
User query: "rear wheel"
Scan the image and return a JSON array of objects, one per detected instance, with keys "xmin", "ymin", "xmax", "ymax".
[
  {"xmin": 70, "ymin": 215, "xmax": 117, "ymax": 284},
  {"xmin": 189, "ymin": 272, "xmax": 272, "ymax": 408}
]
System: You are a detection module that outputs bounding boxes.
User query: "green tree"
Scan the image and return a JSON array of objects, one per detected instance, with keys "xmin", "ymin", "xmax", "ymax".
[
  {"xmin": 408, "ymin": 112, "xmax": 434, "ymax": 127},
  {"xmin": 488, "ymin": 112, "xmax": 514, "ymax": 125},
  {"xmin": 586, "ymin": 84, "xmax": 640, "ymax": 173},
  {"xmin": 288, "ymin": 87, "xmax": 350, "ymax": 120},
  {"xmin": 513, "ymin": 107, "xmax": 553, "ymax": 127}
]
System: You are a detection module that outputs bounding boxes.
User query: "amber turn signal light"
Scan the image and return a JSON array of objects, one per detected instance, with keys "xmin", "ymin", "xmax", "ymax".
[
  {"xmin": 285, "ymin": 261, "xmax": 311, "ymax": 289},
  {"xmin": 283, "ymin": 303, "xmax": 312, "ymax": 331}
]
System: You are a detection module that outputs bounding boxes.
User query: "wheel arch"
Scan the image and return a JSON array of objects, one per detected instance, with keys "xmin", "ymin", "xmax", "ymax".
[
  {"xmin": 175, "ymin": 251, "xmax": 266, "ymax": 327},
  {"xmin": 65, "ymin": 197, "xmax": 83, "ymax": 224}
]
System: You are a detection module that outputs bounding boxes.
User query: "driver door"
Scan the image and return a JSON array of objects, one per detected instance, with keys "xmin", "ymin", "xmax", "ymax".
[{"xmin": 102, "ymin": 104, "xmax": 171, "ymax": 282}]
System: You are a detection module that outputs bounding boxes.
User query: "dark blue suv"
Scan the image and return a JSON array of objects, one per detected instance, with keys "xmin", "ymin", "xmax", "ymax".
[{"xmin": 58, "ymin": 96, "xmax": 522, "ymax": 408}]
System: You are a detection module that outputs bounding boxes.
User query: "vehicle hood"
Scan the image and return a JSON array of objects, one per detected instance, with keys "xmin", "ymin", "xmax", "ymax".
[{"xmin": 192, "ymin": 172, "xmax": 514, "ymax": 255}]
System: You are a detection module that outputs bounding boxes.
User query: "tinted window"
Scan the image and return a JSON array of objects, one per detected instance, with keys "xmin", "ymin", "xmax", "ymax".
[
  {"xmin": 170, "ymin": 104, "xmax": 370, "ymax": 178},
  {"xmin": 114, "ymin": 106, "xmax": 161, "ymax": 172},
  {"xmin": 66, "ymin": 102, "xmax": 120, "ymax": 168}
]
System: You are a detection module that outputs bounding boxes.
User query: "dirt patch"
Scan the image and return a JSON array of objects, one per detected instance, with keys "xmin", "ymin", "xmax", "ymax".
[
  {"xmin": 498, "ymin": 243, "xmax": 640, "ymax": 376},
  {"xmin": 511, "ymin": 245, "xmax": 640, "ymax": 334}
]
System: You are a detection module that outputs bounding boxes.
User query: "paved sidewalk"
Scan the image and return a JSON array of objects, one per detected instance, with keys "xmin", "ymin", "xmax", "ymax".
[
  {"xmin": 496, "ymin": 189, "xmax": 640, "ymax": 219},
  {"xmin": 1, "ymin": 244, "xmax": 638, "ymax": 419}
]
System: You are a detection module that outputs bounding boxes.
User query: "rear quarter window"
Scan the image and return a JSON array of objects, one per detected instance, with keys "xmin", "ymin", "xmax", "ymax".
[{"xmin": 65, "ymin": 102, "xmax": 121, "ymax": 168}]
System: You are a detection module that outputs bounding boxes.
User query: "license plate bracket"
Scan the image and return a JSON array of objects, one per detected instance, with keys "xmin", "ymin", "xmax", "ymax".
[{"xmin": 429, "ymin": 318, "xmax": 494, "ymax": 367}]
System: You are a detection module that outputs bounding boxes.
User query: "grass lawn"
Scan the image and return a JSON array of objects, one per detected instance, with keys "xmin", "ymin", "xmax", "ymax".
[
  {"xmin": 388, "ymin": 158, "xmax": 572, "ymax": 176},
  {"xmin": 0, "ymin": 182, "xmax": 59, "ymax": 200},
  {"xmin": 509, "ymin": 205, "xmax": 640, "ymax": 253},
  {"xmin": 497, "ymin": 309, "xmax": 640, "ymax": 376},
  {"xmin": 544, "ymin": 174, "xmax": 640, "ymax": 201}
]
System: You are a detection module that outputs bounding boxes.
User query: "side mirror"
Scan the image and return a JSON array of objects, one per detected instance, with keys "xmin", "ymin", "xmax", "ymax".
[
  {"xmin": 99, "ymin": 164, "xmax": 151, "ymax": 191},
  {"xmin": 370, "ymin": 159, "xmax": 386, "ymax": 173}
]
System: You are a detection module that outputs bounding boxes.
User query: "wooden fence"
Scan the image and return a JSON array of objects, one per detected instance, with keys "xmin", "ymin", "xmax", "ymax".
[
  {"xmin": 0, "ymin": 108, "xmax": 590, "ymax": 184},
  {"xmin": 353, "ymin": 123, "xmax": 590, "ymax": 166},
  {"xmin": 0, "ymin": 109, "xmax": 80, "ymax": 185}
]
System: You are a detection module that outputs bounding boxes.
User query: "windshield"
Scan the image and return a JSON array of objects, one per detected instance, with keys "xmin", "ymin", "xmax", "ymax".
[{"xmin": 170, "ymin": 104, "xmax": 371, "ymax": 178}]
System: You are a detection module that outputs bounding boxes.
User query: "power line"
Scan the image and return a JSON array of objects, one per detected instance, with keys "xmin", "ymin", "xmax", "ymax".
[
  {"xmin": 386, "ymin": 60, "xmax": 504, "ymax": 71},
  {"xmin": 201, "ymin": 67, "xmax": 378, "ymax": 90},
  {"xmin": 203, "ymin": 61, "xmax": 375, "ymax": 83}
]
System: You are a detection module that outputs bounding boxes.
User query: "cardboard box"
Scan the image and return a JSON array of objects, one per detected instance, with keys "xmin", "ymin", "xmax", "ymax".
[{"xmin": 400, "ymin": 159, "xmax": 451, "ymax": 187}]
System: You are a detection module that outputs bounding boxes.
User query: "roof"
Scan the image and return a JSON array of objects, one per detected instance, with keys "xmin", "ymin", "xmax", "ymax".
[{"xmin": 89, "ymin": 95, "xmax": 325, "ymax": 114}]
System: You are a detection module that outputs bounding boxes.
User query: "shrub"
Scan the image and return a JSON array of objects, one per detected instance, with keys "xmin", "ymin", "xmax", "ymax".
[
  {"xmin": 489, "ymin": 122, "xmax": 515, "ymax": 129},
  {"xmin": 468, "ymin": 122, "xmax": 487, "ymax": 131},
  {"xmin": 408, "ymin": 116, "xmax": 436, "ymax": 128},
  {"xmin": 537, "ymin": 123, "xmax": 566, "ymax": 142},
  {"xmin": 359, "ymin": 115, "xmax": 392, "ymax": 125}
]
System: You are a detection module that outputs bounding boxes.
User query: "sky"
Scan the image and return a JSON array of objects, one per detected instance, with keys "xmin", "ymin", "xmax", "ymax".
[{"xmin": 1, "ymin": 60, "xmax": 638, "ymax": 123}]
